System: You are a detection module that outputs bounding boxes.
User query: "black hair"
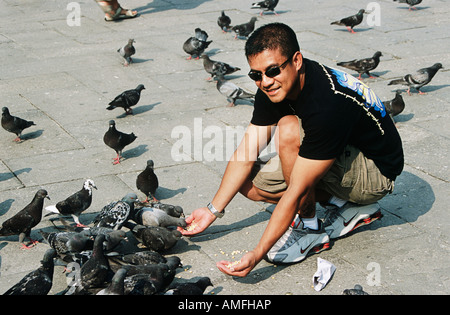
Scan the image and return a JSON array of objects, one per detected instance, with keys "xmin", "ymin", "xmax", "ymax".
[{"xmin": 245, "ymin": 23, "xmax": 300, "ymax": 59}]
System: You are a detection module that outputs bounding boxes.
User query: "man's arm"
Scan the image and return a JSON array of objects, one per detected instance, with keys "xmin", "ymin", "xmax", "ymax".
[
  {"xmin": 180, "ymin": 123, "xmax": 275, "ymax": 236},
  {"xmin": 217, "ymin": 155, "xmax": 335, "ymax": 276}
]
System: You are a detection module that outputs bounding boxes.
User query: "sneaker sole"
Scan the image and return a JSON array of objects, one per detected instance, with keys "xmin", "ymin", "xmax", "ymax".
[{"xmin": 349, "ymin": 210, "xmax": 383, "ymax": 233}]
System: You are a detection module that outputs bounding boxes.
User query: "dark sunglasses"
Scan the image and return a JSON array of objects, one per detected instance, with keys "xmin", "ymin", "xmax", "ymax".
[{"xmin": 248, "ymin": 53, "xmax": 294, "ymax": 82}]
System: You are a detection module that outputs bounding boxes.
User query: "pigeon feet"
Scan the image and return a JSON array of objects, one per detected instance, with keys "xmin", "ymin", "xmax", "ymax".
[{"xmin": 21, "ymin": 239, "xmax": 38, "ymax": 250}]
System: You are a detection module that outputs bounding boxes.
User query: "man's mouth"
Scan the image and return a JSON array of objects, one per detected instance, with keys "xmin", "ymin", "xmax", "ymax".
[{"xmin": 265, "ymin": 86, "xmax": 280, "ymax": 96}]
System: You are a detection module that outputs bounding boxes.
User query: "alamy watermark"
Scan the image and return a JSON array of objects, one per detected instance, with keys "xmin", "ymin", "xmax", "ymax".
[
  {"xmin": 366, "ymin": 2, "xmax": 382, "ymax": 27},
  {"xmin": 66, "ymin": 2, "xmax": 81, "ymax": 26}
]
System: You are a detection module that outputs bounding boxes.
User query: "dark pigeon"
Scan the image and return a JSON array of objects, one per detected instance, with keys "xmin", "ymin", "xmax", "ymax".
[
  {"xmin": 3, "ymin": 248, "xmax": 57, "ymax": 295},
  {"xmin": 251, "ymin": 0, "xmax": 279, "ymax": 16},
  {"xmin": 106, "ymin": 84, "xmax": 145, "ymax": 115},
  {"xmin": 383, "ymin": 90, "xmax": 405, "ymax": 118},
  {"xmin": 231, "ymin": 17, "xmax": 257, "ymax": 39},
  {"xmin": 1, "ymin": 107, "xmax": 36, "ymax": 142},
  {"xmin": 123, "ymin": 273, "xmax": 160, "ymax": 295},
  {"xmin": 96, "ymin": 268, "xmax": 128, "ymax": 295},
  {"xmin": 117, "ymin": 39, "xmax": 135, "ymax": 66},
  {"xmin": 136, "ymin": 159, "xmax": 159, "ymax": 202},
  {"xmin": 117, "ymin": 250, "xmax": 167, "ymax": 266},
  {"xmin": 200, "ymin": 54, "xmax": 241, "ymax": 81},
  {"xmin": 0, "ymin": 189, "xmax": 50, "ymax": 249},
  {"xmin": 216, "ymin": 75, "xmax": 255, "ymax": 107},
  {"xmin": 388, "ymin": 63, "xmax": 443, "ymax": 95},
  {"xmin": 103, "ymin": 120, "xmax": 137, "ymax": 164},
  {"xmin": 217, "ymin": 10, "xmax": 232, "ymax": 32},
  {"xmin": 183, "ymin": 28, "xmax": 212, "ymax": 60},
  {"xmin": 165, "ymin": 277, "xmax": 213, "ymax": 295},
  {"xmin": 131, "ymin": 224, "xmax": 182, "ymax": 252},
  {"xmin": 343, "ymin": 284, "xmax": 370, "ymax": 295},
  {"xmin": 44, "ymin": 179, "xmax": 97, "ymax": 227},
  {"xmin": 393, "ymin": 0, "xmax": 422, "ymax": 11},
  {"xmin": 40, "ymin": 230, "xmax": 92, "ymax": 257},
  {"xmin": 80, "ymin": 228, "xmax": 127, "ymax": 251},
  {"xmin": 331, "ymin": 9, "xmax": 366, "ymax": 33},
  {"xmin": 93, "ymin": 193, "xmax": 138, "ymax": 230},
  {"xmin": 337, "ymin": 51, "xmax": 383, "ymax": 80},
  {"xmin": 133, "ymin": 207, "xmax": 187, "ymax": 228}
]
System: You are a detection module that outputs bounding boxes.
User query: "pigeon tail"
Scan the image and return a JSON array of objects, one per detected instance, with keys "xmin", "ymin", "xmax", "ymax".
[
  {"xmin": 44, "ymin": 205, "xmax": 60, "ymax": 216},
  {"xmin": 388, "ymin": 78, "xmax": 406, "ymax": 85}
]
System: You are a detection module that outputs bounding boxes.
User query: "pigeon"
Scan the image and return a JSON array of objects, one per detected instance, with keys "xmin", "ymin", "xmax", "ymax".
[
  {"xmin": 1, "ymin": 107, "xmax": 36, "ymax": 142},
  {"xmin": 388, "ymin": 63, "xmax": 443, "ymax": 95},
  {"xmin": 331, "ymin": 9, "xmax": 366, "ymax": 34},
  {"xmin": 200, "ymin": 54, "xmax": 241, "ymax": 81},
  {"xmin": 138, "ymin": 201, "xmax": 184, "ymax": 218},
  {"xmin": 3, "ymin": 248, "xmax": 57, "ymax": 295},
  {"xmin": 136, "ymin": 159, "xmax": 159, "ymax": 202},
  {"xmin": 251, "ymin": 0, "xmax": 279, "ymax": 16},
  {"xmin": 114, "ymin": 250, "xmax": 167, "ymax": 266},
  {"xmin": 231, "ymin": 17, "xmax": 257, "ymax": 39},
  {"xmin": 217, "ymin": 10, "xmax": 232, "ymax": 32},
  {"xmin": 103, "ymin": 120, "xmax": 137, "ymax": 164},
  {"xmin": 183, "ymin": 28, "xmax": 212, "ymax": 60},
  {"xmin": 96, "ymin": 268, "xmax": 128, "ymax": 295},
  {"xmin": 336, "ymin": 51, "xmax": 383, "ymax": 80},
  {"xmin": 133, "ymin": 207, "xmax": 187, "ymax": 228},
  {"xmin": 165, "ymin": 277, "xmax": 213, "ymax": 295},
  {"xmin": 131, "ymin": 224, "xmax": 182, "ymax": 252},
  {"xmin": 117, "ymin": 39, "xmax": 135, "ymax": 66},
  {"xmin": 80, "ymin": 228, "xmax": 127, "ymax": 251},
  {"xmin": 44, "ymin": 179, "xmax": 97, "ymax": 227},
  {"xmin": 123, "ymin": 273, "xmax": 160, "ymax": 295},
  {"xmin": 40, "ymin": 230, "xmax": 92, "ymax": 257},
  {"xmin": 0, "ymin": 189, "xmax": 50, "ymax": 249},
  {"xmin": 383, "ymin": 90, "xmax": 405, "ymax": 118},
  {"xmin": 106, "ymin": 84, "xmax": 145, "ymax": 115},
  {"xmin": 343, "ymin": 284, "xmax": 370, "ymax": 295},
  {"xmin": 393, "ymin": 0, "xmax": 422, "ymax": 11},
  {"xmin": 93, "ymin": 193, "xmax": 138, "ymax": 230},
  {"xmin": 216, "ymin": 75, "xmax": 255, "ymax": 107}
]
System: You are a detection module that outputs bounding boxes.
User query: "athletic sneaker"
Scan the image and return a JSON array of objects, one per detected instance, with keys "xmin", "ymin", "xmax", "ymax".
[
  {"xmin": 323, "ymin": 202, "xmax": 383, "ymax": 239},
  {"xmin": 266, "ymin": 221, "xmax": 330, "ymax": 264}
]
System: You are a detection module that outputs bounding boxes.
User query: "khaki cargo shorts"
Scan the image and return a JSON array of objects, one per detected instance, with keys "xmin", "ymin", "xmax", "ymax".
[{"xmin": 252, "ymin": 124, "xmax": 394, "ymax": 205}]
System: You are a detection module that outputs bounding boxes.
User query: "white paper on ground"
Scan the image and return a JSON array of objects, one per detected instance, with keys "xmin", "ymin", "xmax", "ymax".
[{"xmin": 312, "ymin": 257, "xmax": 336, "ymax": 291}]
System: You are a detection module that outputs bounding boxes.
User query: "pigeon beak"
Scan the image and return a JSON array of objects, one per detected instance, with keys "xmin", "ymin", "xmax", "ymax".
[
  {"xmin": 93, "ymin": 185, "xmax": 98, "ymax": 190},
  {"xmin": 46, "ymin": 195, "xmax": 51, "ymax": 200}
]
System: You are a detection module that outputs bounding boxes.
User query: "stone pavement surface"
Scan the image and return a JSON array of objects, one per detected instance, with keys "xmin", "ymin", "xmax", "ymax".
[{"xmin": 0, "ymin": 0, "xmax": 449, "ymax": 295}]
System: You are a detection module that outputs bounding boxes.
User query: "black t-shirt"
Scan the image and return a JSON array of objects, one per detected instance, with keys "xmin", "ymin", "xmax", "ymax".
[{"xmin": 250, "ymin": 58, "xmax": 404, "ymax": 181}]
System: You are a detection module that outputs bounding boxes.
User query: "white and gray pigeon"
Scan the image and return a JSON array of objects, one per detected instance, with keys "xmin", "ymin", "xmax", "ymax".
[
  {"xmin": 200, "ymin": 54, "xmax": 241, "ymax": 81},
  {"xmin": 393, "ymin": 0, "xmax": 422, "ymax": 11},
  {"xmin": 251, "ymin": 0, "xmax": 279, "ymax": 16},
  {"xmin": 44, "ymin": 179, "xmax": 97, "ymax": 227},
  {"xmin": 183, "ymin": 28, "xmax": 212, "ymax": 60},
  {"xmin": 231, "ymin": 17, "xmax": 257, "ymax": 39},
  {"xmin": 1, "ymin": 107, "xmax": 36, "ymax": 142},
  {"xmin": 217, "ymin": 10, "xmax": 232, "ymax": 32},
  {"xmin": 93, "ymin": 193, "xmax": 138, "ymax": 230},
  {"xmin": 106, "ymin": 84, "xmax": 145, "ymax": 115},
  {"xmin": 388, "ymin": 63, "xmax": 443, "ymax": 95},
  {"xmin": 216, "ymin": 75, "xmax": 255, "ymax": 107},
  {"xmin": 133, "ymin": 207, "xmax": 187, "ymax": 228},
  {"xmin": 331, "ymin": 9, "xmax": 366, "ymax": 34},
  {"xmin": 117, "ymin": 39, "xmax": 135, "ymax": 66},
  {"xmin": 337, "ymin": 51, "xmax": 383, "ymax": 80},
  {"xmin": 3, "ymin": 248, "xmax": 57, "ymax": 295}
]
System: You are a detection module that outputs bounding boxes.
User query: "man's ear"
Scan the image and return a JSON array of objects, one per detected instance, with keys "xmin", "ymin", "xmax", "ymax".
[{"xmin": 293, "ymin": 52, "xmax": 303, "ymax": 71}]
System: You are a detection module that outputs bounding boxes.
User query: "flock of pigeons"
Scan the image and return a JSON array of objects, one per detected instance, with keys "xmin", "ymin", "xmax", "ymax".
[{"xmin": 0, "ymin": 0, "xmax": 445, "ymax": 296}]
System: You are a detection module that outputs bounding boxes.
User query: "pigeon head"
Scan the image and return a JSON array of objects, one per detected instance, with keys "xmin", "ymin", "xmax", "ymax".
[
  {"xmin": 122, "ymin": 193, "xmax": 138, "ymax": 205},
  {"xmin": 359, "ymin": 9, "xmax": 366, "ymax": 14},
  {"xmin": 146, "ymin": 159, "xmax": 154, "ymax": 169},
  {"xmin": 2, "ymin": 107, "xmax": 9, "ymax": 115},
  {"xmin": 136, "ymin": 84, "xmax": 145, "ymax": 91},
  {"xmin": 36, "ymin": 189, "xmax": 50, "ymax": 200},
  {"xmin": 374, "ymin": 51, "xmax": 383, "ymax": 58},
  {"xmin": 108, "ymin": 120, "xmax": 116, "ymax": 128},
  {"xmin": 128, "ymin": 39, "xmax": 135, "ymax": 45},
  {"xmin": 432, "ymin": 63, "xmax": 443, "ymax": 70},
  {"xmin": 84, "ymin": 179, "xmax": 97, "ymax": 193}
]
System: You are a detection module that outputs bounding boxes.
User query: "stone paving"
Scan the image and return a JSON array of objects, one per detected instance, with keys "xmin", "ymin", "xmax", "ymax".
[{"xmin": 0, "ymin": 0, "xmax": 449, "ymax": 295}]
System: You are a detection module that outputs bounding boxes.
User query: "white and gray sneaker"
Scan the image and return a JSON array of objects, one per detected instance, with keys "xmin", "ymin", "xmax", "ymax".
[
  {"xmin": 265, "ymin": 220, "xmax": 330, "ymax": 264},
  {"xmin": 323, "ymin": 202, "xmax": 383, "ymax": 239}
]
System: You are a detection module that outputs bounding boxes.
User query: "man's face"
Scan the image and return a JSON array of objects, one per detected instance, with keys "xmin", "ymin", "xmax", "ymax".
[{"xmin": 247, "ymin": 49, "xmax": 302, "ymax": 103}]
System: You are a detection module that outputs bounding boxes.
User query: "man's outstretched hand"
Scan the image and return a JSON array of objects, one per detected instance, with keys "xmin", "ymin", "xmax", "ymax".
[{"xmin": 178, "ymin": 207, "xmax": 216, "ymax": 236}]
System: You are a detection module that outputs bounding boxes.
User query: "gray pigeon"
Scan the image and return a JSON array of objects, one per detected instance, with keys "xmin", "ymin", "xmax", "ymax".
[
  {"xmin": 393, "ymin": 0, "xmax": 422, "ymax": 10},
  {"xmin": 200, "ymin": 54, "xmax": 241, "ymax": 81},
  {"xmin": 117, "ymin": 39, "xmax": 135, "ymax": 66},
  {"xmin": 331, "ymin": 9, "xmax": 366, "ymax": 33},
  {"xmin": 131, "ymin": 224, "xmax": 182, "ymax": 252},
  {"xmin": 136, "ymin": 159, "xmax": 159, "ymax": 202},
  {"xmin": 116, "ymin": 250, "xmax": 167, "ymax": 266},
  {"xmin": 0, "ymin": 189, "xmax": 50, "ymax": 249},
  {"xmin": 96, "ymin": 268, "xmax": 128, "ymax": 295},
  {"xmin": 3, "ymin": 248, "xmax": 57, "ymax": 295},
  {"xmin": 103, "ymin": 120, "xmax": 137, "ymax": 164},
  {"xmin": 133, "ymin": 207, "xmax": 187, "ymax": 228},
  {"xmin": 217, "ymin": 11, "xmax": 232, "ymax": 32},
  {"xmin": 40, "ymin": 230, "xmax": 92, "ymax": 256},
  {"xmin": 165, "ymin": 277, "xmax": 213, "ymax": 295},
  {"xmin": 388, "ymin": 63, "xmax": 443, "ymax": 95},
  {"xmin": 343, "ymin": 284, "xmax": 370, "ymax": 295},
  {"xmin": 251, "ymin": 0, "xmax": 279, "ymax": 16},
  {"xmin": 1, "ymin": 107, "xmax": 36, "ymax": 142},
  {"xmin": 383, "ymin": 90, "xmax": 405, "ymax": 118},
  {"xmin": 140, "ymin": 201, "xmax": 184, "ymax": 218},
  {"xmin": 183, "ymin": 28, "xmax": 212, "ymax": 60},
  {"xmin": 337, "ymin": 51, "xmax": 383, "ymax": 80},
  {"xmin": 106, "ymin": 84, "xmax": 145, "ymax": 115},
  {"xmin": 93, "ymin": 193, "xmax": 138, "ymax": 230},
  {"xmin": 216, "ymin": 75, "xmax": 255, "ymax": 107},
  {"xmin": 232, "ymin": 17, "xmax": 257, "ymax": 39},
  {"xmin": 44, "ymin": 179, "xmax": 97, "ymax": 227}
]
